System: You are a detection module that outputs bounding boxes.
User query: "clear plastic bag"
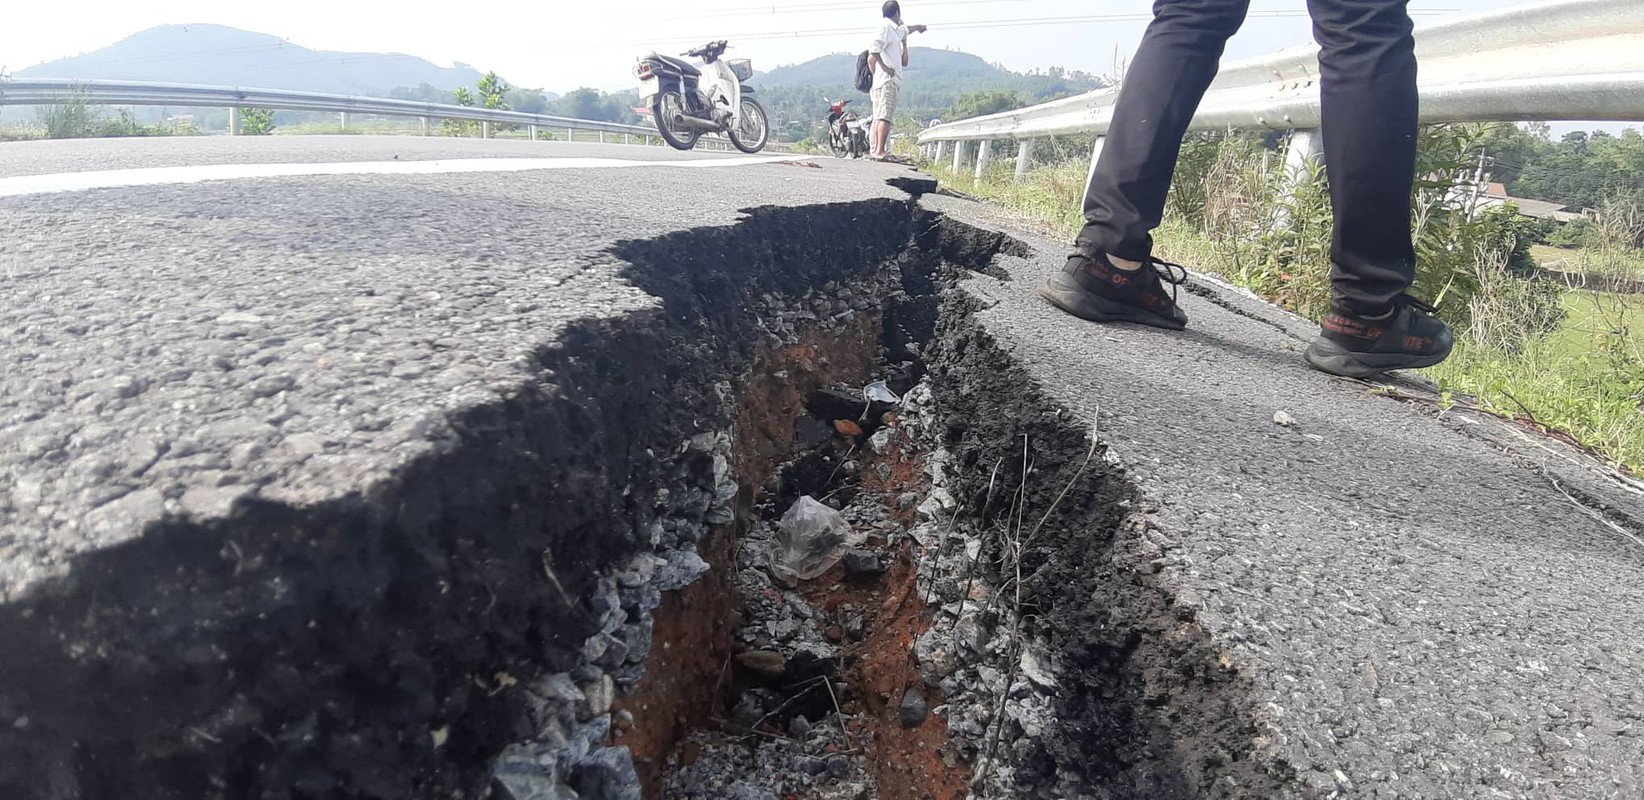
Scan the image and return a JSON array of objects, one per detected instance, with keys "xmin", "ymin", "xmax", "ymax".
[{"xmin": 769, "ymin": 496, "xmax": 860, "ymax": 583}]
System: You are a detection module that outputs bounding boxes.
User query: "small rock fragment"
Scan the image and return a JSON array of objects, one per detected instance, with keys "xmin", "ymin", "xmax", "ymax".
[
  {"xmin": 1273, "ymin": 410, "xmax": 1296, "ymax": 427},
  {"xmin": 842, "ymin": 549, "xmax": 884, "ymax": 577},
  {"xmin": 735, "ymin": 650, "xmax": 787, "ymax": 681},
  {"xmin": 834, "ymin": 419, "xmax": 863, "ymax": 438},
  {"xmin": 899, "ymin": 687, "xmax": 929, "ymax": 728}
]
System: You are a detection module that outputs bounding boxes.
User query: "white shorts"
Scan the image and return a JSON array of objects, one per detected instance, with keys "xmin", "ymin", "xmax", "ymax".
[{"xmin": 871, "ymin": 80, "xmax": 901, "ymax": 123}]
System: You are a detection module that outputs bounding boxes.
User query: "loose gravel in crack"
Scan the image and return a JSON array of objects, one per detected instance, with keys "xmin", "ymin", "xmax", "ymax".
[{"xmin": 661, "ymin": 382, "xmax": 931, "ymax": 800}]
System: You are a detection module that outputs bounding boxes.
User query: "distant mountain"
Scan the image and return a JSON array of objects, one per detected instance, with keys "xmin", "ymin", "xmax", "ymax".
[
  {"xmin": 16, "ymin": 24, "xmax": 491, "ymax": 96},
  {"xmin": 750, "ymin": 48, "xmax": 1106, "ymax": 143},
  {"xmin": 759, "ymin": 48, "xmax": 1102, "ymax": 98}
]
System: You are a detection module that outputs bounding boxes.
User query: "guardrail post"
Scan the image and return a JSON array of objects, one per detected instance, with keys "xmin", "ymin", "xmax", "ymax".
[
  {"xmin": 482, "ymin": 121, "xmax": 491, "ymax": 139},
  {"xmin": 529, "ymin": 124, "xmax": 538, "ymax": 141},
  {"xmin": 934, "ymin": 140, "xmax": 949, "ymax": 163},
  {"xmin": 567, "ymin": 128, "xmax": 574, "ymax": 142},
  {"xmin": 624, "ymin": 133, "xmax": 631, "ymax": 145},
  {"xmin": 599, "ymin": 131, "xmax": 606, "ymax": 144},
  {"xmin": 951, "ymin": 141, "xmax": 967, "ymax": 172},
  {"xmin": 974, "ymin": 140, "xmax": 994, "ymax": 180},
  {"xmin": 1014, "ymin": 139, "xmax": 1036, "ymax": 182},
  {"xmin": 228, "ymin": 107, "xmax": 239, "ymax": 136},
  {"xmin": 1080, "ymin": 136, "xmax": 1107, "ymax": 218},
  {"xmin": 1281, "ymin": 128, "xmax": 1322, "ymax": 182},
  {"xmin": 1272, "ymin": 128, "xmax": 1324, "ymax": 229},
  {"xmin": 338, "ymin": 112, "xmax": 348, "ymax": 130},
  {"xmin": 420, "ymin": 117, "xmax": 430, "ymax": 136}
]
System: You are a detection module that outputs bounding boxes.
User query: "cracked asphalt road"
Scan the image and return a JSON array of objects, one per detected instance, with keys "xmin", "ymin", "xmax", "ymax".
[{"xmin": 2, "ymin": 137, "xmax": 1641, "ymax": 797}]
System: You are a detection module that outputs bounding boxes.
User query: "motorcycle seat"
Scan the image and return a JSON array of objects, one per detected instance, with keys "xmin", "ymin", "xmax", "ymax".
[{"xmin": 648, "ymin": 54, "xmax": 701, "ymax": 77}]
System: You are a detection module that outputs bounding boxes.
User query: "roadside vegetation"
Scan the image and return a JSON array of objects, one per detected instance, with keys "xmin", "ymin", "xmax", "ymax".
[{"xmin": 920, "ymin": 123, "xmax": 1643, "ymax": 472}]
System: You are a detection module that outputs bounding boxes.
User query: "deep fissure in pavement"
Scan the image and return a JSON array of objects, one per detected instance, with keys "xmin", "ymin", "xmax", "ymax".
[{"xmin": 0, "ymin": 190, "xmax": 1287, "ymax": 799}]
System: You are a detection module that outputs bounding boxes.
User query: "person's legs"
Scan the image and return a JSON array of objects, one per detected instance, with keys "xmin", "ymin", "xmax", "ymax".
[
  {"xmin": 1078, "ymin": 0, "xmax": 1250, "ymax": 261},
  {"xmin": 870, "ymin": 81, "xmax": 899, "ymax": 158},
  {"xmin": 1041, "ymin": 0, "xmax": 1248, "ymax": 330},
  {"xmin": 1302, "ymin": 0, "xmax": 1453, "ymax": 376},
  {"xmin": 1309, "ymin": 0, "xmax": 1418, "ymax": 316}
]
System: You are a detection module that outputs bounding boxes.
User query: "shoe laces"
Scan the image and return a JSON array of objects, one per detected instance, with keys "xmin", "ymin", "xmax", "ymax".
[
  {"xmin": 1398, "ymin": 293, "xmax": 1438, "ymax": 315},
  {"xmin": 1143, "ymin": 257, "xmax": 1189, "ymax": 304}
]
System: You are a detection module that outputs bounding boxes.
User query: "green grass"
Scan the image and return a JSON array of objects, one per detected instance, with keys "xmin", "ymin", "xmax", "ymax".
[
  {"xmin": 1532, "ymin": 243, "xmax": 1644, "ymax": 279},
  {"xmin": 927, "ymin": 157, "xmax": 1644, "ymax": 472},
  {"xmin": 1531, "ymin": 244, "xmax": 1579, "ymax": 266}
]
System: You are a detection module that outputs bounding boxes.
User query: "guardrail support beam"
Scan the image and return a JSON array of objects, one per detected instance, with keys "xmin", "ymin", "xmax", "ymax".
[
  {"xmin": 951, "ymin": 141, "xmax": 967, "ymax": 172},
  {"xmin": 338, "ymin": 112, "xmax": 348, "ymax": 130},
  {"xmin": 482, "ymin": 121, "xmax": 491, "ymax": 139},
  {"xmin": 529, "ymin": 124, "xmax": 538, "ymax": 141},
  {"xmin": 974, "ymin": 140, "xmax": 994, "ymax": 180},
  {"xmin": 420, "ymin": 117, "xmax": 430, "ymax": 136},
  {"xmin": 228, "ymin": 107, "xmax": 239, "ymax": 136},
  {"xmin": 1014, "ymin": 139, "xmax": 1036, "ymax": 181},
  {"xmin": 934, "ymin": 140, "xmax": 949, "ymax": 163}
]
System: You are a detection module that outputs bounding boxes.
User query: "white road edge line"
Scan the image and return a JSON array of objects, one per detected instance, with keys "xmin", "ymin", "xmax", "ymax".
[{"xmin": 0, "ymin": 155, "xmax": 808, "ymax": 198}]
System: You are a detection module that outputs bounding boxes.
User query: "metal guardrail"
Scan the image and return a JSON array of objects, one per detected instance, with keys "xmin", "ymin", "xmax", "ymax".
[
  {"xmin": 917, "ymin": 0, "xmax": 1644, "ymax": 179},
  {"xmin": 0, "ymin": 78, "xmax": 721, "ymax": 146}
]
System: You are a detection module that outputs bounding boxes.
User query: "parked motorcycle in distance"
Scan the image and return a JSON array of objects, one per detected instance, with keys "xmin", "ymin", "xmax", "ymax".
[
  {"xmin": 635, "ymin": 40, "xmax": 770, "ymax": 153},
  {"xmin": 825, "ymin": 97, "xmax": 869, "ymax": 159}
]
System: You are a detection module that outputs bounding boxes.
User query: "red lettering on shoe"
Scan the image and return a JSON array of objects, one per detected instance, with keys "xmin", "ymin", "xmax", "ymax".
[{"xmin": 1403, "ymin": 336, "xmax": 1431, "ymax": 350}]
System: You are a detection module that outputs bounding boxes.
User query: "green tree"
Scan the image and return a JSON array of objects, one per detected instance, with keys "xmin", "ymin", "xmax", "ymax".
[
  {"xmin": 478, "ymin": 73, "xmax": 511, "ymax": 109},
  {"xmin": 557, "ymin": 88, "xmax": 608, "ymax": 121},
  {"xmin": 442, "ymin": 87, "xmax": 480, "ymax": 137},
  {"xmin": 949, "ymin": 90, "xmax": 1027, "ymax": 120}
]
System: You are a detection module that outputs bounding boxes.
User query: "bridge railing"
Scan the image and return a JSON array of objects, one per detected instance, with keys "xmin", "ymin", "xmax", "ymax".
[
  {"xmin": 0, "ymin": 78, "xmax": 765, "ymax": 152},
  {"xmin": 916, "ymin": 0, "xmax": 1644, "ymax": 181}
]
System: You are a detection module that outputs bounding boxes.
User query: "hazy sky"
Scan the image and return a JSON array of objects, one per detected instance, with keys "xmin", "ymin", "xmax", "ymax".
[{"xmin": 5, "ymin": 0, "xmax": 1528, "ymax": 93}]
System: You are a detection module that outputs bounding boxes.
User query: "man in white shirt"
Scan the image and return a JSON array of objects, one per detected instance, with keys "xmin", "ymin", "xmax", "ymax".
[{"xmin": 867, "ymin": 1, "xmax": 926, "ymax": 161}]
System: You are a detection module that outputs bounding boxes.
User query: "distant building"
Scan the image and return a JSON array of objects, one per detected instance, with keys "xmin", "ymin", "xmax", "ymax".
[
  {"xmin": 1446, "ymin": 179, "xmax": 1591, "ymax": 223},
  {"xmin": 1475, "ymin": 181, "xmax": 1589, "ymax": 223}
]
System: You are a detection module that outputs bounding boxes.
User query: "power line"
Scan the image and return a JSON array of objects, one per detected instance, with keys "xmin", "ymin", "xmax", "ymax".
[
  {"xmin": 658, "ymin": 0, "xmax": 1042, "ymax": 22},
  {"xmin": 598, "ymin": 9, "xmax": 1389, "ymax": 50}
]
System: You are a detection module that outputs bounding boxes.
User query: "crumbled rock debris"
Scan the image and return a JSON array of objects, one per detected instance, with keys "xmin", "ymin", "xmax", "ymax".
[
  {"xmin": 656, "ymin": 381, "xmax": 938, "ymax": 797},
  {"xmin": 487, "ymin": 274, "xmax": 916, "ymax": 800}
]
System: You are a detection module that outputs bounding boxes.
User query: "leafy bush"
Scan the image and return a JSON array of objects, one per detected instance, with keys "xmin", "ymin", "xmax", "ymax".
[{"xmin": 240, "ymin": 108, "xmax": 276, "ymax": 135}]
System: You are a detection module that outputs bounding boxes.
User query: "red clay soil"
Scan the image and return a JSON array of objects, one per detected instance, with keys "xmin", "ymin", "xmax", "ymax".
[
  {"xmin": 802, "ymin": 429, "xmax": 972, "ymax": 800},
  {"xmin": 802, "ymin": 547, "xmax": 971, "ymax": 800},
  {"xmin": 729, "ymin": 320, "xmax": 880, "ymax": 487},
  {"xmin": 615, "ymin": 323, "xmax": 881, "ymax": 800},
  {"xmin": 613, "ymin": 526, "xmax": 739, "ymax": 797}
]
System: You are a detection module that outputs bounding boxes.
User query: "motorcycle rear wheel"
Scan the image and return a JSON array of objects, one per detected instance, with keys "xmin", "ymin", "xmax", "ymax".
[{"xmin": 651, "ymin": 94, "xmax": 701, "ymax": 151}]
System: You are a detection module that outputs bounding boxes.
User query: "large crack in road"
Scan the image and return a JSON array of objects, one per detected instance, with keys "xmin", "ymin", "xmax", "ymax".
[{"xmin": 4, "ymin": 169, "xmax": 1642, "ymax": 800}]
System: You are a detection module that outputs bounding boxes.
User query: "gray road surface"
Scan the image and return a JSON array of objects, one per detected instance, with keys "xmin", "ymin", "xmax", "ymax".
[{"xmin": 2, "ymin": 137, "xmax": 1641, "ymax": 797}]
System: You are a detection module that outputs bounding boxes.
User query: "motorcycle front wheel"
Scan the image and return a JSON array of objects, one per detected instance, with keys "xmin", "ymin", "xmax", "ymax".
[
  {"xmin": 651, "ymin": 94, "xmax": 701, "ymax": 151},
  {"xmin": 728, "ymin": 98, "xmax": 770, "ymax": 154}
]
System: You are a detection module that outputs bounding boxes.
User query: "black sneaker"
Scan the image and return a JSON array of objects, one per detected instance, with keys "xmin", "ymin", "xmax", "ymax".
[
  {"xmin": 1303, "ymin": 295, "xmax": 1455, "ymax": 378},
  {"xmin": 1038, "ymin": 245, "xmax": 1190, "ymax": 330}
]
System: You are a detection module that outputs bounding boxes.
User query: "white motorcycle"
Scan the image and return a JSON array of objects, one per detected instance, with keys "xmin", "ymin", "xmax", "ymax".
[{"xmin": 635, "ymin": 40, "xmax": 770, "ymax": 154}]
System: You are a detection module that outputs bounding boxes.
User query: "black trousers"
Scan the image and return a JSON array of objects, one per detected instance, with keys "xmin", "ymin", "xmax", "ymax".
[{"xmin": 1079, "ymin": 0, "xmax": 1419, "ymax": 315}]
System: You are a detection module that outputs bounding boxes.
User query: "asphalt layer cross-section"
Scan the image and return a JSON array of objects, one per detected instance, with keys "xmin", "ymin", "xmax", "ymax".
[{"xmin": 1, "ymin": 138, "xmax": 1641, "ymax": 797}]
